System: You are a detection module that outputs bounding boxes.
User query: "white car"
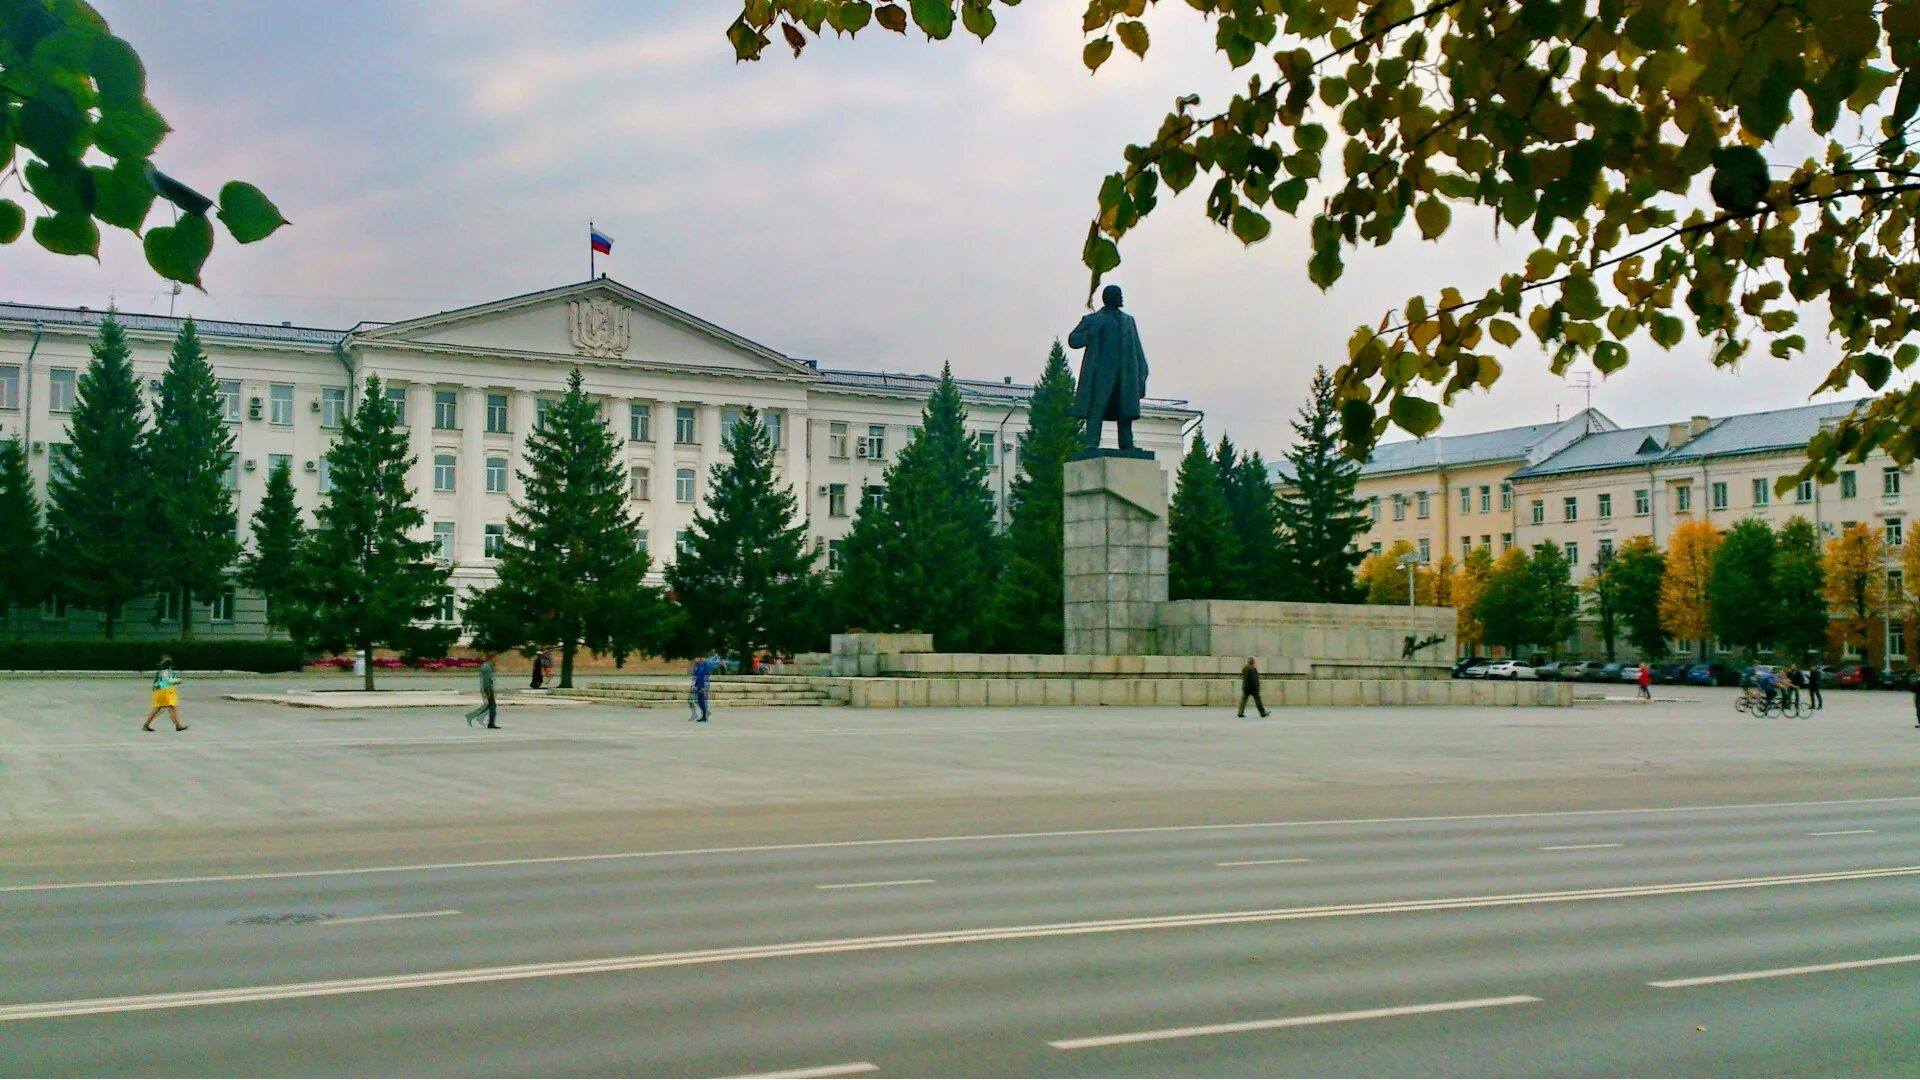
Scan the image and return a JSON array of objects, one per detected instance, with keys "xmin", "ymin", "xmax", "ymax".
[{"xmin": 1481, "ymin": 660, "xmax": 1537, "ymax": 680}]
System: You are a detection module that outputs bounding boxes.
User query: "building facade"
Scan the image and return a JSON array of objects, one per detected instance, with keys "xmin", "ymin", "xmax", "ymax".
[{"xmin": 0, "ymin": 279, "xmax": 1199, "ymax": 639}]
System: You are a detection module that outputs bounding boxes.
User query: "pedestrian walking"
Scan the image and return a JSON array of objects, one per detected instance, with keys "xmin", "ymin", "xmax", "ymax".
[
  {"xmin": 1238, "ymin": 657, "xmax": 1269, "ymax": 718},
  {"xmin": 143, "ymin": 655, "xmax": 187, "ymax": 732},
  {"xmin": 690, "ymin": 655, "xmax": 713, "ymax": 723},
  {"xmin": 530, "ymin": 648, "xmax": 550, "ymax": 689},
  {"xmin": 466, "ymin": 653, "xmax": 499, "ymax": 729},
  {"xmin": 1637, "ymin": 663, "xmax": 1652, "ymax": 700},
  {"xmin": 1808, "ymin": 664, "xmax": 1823, "ymax": 710}
]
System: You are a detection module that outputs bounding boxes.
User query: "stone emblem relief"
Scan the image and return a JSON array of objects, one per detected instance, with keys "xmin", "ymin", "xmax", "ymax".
[{"xmin": 568, "ymin": 297, "xmax": 634, "ymax": 359}]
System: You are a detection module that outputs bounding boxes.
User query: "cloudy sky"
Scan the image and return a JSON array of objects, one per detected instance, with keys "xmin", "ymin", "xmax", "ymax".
[{"xmin": 7, "ymin": 0, "xmax": 1861, "ymax": 458}]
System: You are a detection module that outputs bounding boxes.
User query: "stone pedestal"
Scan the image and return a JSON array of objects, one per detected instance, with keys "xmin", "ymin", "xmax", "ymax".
[{"xmin": 1063, "ymin": 455, "xmax": 1168, "ymax": 655}]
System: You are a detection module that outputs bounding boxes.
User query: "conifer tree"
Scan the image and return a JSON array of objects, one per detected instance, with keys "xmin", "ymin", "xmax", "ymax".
[
  {"xmin": 1774, "ymin": 517, "xmax": 1828, "ymax": 662},
  {"xmin": 833, "ymin": 365, "xmax": 998, "ymax": 649},
  {"xmin": 1214, "ymin": 435, "xmax": 1283, "ymax": 599},
  {"xmin": 1276, "ymin": 367, "xmax": 1369, "ymax": 603},
  {"xmin": 238, "ymin": 458, "xmax": 305, "ymax": 633},
  {"xmin": 985, "ymin": 340, "xmax": 1080, "ymax": 653},
  {"xmin": 145, "ymin": 319, "xmax": 238, "ymax": 638},
  {"xmin": 1610, "ymin": 536, "xmax": 1670, "ymax": 662},
  {"xmin": 284, "ymin": 375, "xmax": 450, "ymax": 691},
  {"xmin": 465, "ymin": 369, "xmax": 657, "ymax": 688},
  {"xmin": 1168, "ymin": 426, "xmax": 1238, "ymax": 600},
  {"xmin": 666, "ymin": 405, "xmax": 817, "ymax": 664},
  {"xmin": 47, "ymin": 314, "xmax": 151, "ymax": 638},
  {"xmin": 0, "ymin": 438, "xmax": 44, "ymax": 625}
]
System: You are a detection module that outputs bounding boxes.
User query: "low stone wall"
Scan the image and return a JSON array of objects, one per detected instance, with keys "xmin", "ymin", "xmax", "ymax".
[
  {"xmin": 874, "ymin": 653, "xmax": 1448, "ymax": 681},
  {"xmin": 842, "ymin": 677, "xmax": 1573, "ymax": 708},
  {"xmin": 1155, "ymin": 599, "xmax": 1457, "ymax": 663},
  {"xmin": 829, "ymin": 633, "xmax": 936, "ymax": 677}
]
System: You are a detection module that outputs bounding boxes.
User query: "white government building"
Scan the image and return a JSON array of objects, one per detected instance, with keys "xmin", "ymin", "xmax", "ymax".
[{"xmin": 0, "ymin": 278, "xmax": 1199, "ymax": 639}]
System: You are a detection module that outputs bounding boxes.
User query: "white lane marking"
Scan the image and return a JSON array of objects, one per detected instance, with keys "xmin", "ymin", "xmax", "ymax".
[
  {"xmin": 816, "ymin": 879, "xmax": 935, "ymax": 891},
  {"xmin": 1808, "ymin": 829, "xmax": 1877, "ymax": 837},
  {"xmin": 730, "ymin": 1063, "xmax": 878, "ymax": 1079},
  {"xmin": 7, "ymin": 795, "xmax": 1915, "ymax": 894},
  {"xmin": 3, "ymin": 864, "xmax": 1915, "ymax": 1022},
  {"xmin": 1049, "ymin": 995, "xmax": 1542, "ymax": 1050},
  {"xmin": 1539, "ymin": 844, "xmax": 1624, "ymax": 851},
  {"xmin": 1215, "ymin": 859, "xmax": 1312, "ymax": 867},
  {"xmin": 317, "ymin": 910, "xmax": 461, "ymax": 926},
  {"xmin": 1651, "ymin": 952, "xmax": 1920, "ymax": 988}
]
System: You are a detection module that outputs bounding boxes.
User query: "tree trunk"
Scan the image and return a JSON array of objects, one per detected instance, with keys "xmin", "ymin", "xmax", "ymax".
[
  {"xmin": 180, "ymin": 585, "xmax": 194, "ymax": 640},
  {"xmin": 560, "ymin": 639, "xmax": 576, "ymax": 690},
  {"xmin": 362, "ymin": 641, "xmax": 375, "ymax": 691}
]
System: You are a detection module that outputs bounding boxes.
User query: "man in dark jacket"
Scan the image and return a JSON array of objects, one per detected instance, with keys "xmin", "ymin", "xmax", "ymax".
[
  {"xmin": 1239, "ymin": 657, "xmax": 1269, "ymax": 718},
  {"xmin": 1067, "ymin": 285, "xmax": 1150, "ymax": 452},
  {"xmin": 1808, "ymin": 664, "xmax": 1823, "ymax": 710}
]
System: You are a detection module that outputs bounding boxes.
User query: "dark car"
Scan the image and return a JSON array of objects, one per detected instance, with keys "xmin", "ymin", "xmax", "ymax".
[
  {"xmin": 1879, "ymin": 667, "xmax": 1918, "ymax": 691},
  {"xmin": 1587, "ymin": 662, "xmax": 1625, "ymax": 682},
  {"xmin": 1654, "ymin": 662, "xmax": 1693, "ymax": 684},
  {"xmin": 1451, "ymin": 656, "xmax": 1491, "ymax": 680},
  {"xmin": 1685, "ymin": 662, "xmax": 1740, "ymax": 687},
  {"xmin": 1534, "ymin": 661, "xmax": 1572, "ymax": 682}
]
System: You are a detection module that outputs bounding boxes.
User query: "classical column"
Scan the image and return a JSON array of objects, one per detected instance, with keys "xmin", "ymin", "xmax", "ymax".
[
  {"xmin": 458, "ymin": 386, "xmax": 485, "ymax": 564},
  {"xmin": 406, "ymin": 383, "xmax": 434, "ymax": 531},
  {"xmin": 785, "ymin": 407, "xmax": 811, "ymax": 531}
]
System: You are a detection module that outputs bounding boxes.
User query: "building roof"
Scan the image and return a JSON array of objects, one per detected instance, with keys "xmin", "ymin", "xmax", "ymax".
[
  {"xmin": 1510, "ymin": 424, "xmax": 1676, "ymax": 477},
  {"xmin": 813, "ymin": 366, "xmax": 1196, "ymax": 414},
  {"xmin": 0, "ymin": 301, "xmax": 348, "ymax": 346},
  {"xmin": 1512, "ymin": 398, "xmax": 1868, "ymax": 478},
  {"xmin": 1270, "ymin": 408, "xmax": 1612, "ymax": 484}
]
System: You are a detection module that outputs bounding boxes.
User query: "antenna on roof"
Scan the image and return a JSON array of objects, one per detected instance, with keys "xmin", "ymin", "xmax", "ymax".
[{"xmin": 1567, "ymin": 369, "xmax": 1599, "ymax": 430}]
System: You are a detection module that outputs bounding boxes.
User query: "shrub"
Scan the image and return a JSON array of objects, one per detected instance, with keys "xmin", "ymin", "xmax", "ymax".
[{"xmin": 0, "ymin": 639, "xmax": 308, "ymax": 672}]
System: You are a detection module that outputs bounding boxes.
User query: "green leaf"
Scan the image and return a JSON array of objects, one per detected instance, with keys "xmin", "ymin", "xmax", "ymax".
[
  {"xmin": 909, "ymin": 0, "xmax": 955, "ymax": 39},
  {"xmin": 216, "ymin": 181, "xmax": 288, "ymax": 244},
  {"xmin": 1856, "ymin": 352, "xmax": 1893, "ymax": 390},
  {"xmin": 1488, "ymin": 318, "xmax": 1521, "ymax": 347},
  {"xmin": 1388, "ymin": 393, "xmax": 1442, "ymax": 437},
  {"xmin": 1083, "ymin": 35, "xmax": 1114, "ymax": 72},
  {"xmin": 144, "ymin": 214, "xmax": 214, "ymax": 286},
  {"xmin": 1083, "ymin": 231, "xmax": 1122, "ymax": 282},
  {"xmin": 32, "ymin": 212, "xmax": 100, "ymax": 258},
  {"xmin": 1159, "ymin": 147, "xmax": 1198, "ymax": 192},
  {"xmin": 1295, "ymin": 123, "xmax": 1328, "ymax": 153},
  {"xmin": 874, "ymin": 4, "xmax": 908, "ymax": 32},
  {"xmin": 1338, "ymin": 396, "xmax": 1376, "ymax": 447},
  {"xmin": 1115, "ymin": 19, "xmax": 1148, "ymax": 58},
  {"xmin": 1593, "ymin": 340, "xmax": 1629, "ymax": 374},
  {"xmin": 1414, "ymin": 197, "xmax": 1450, "ymax": 240},
  {"xmin": 89, "ymin": 33, "xmax": 146, "ymax": 109},
  {"xmin": 17, "ymin": 90, "xmax": 88, "ymax": 160},
  {"xmin": 0, "ymin": 200, "xmax": 23, "ymax": 244},
  {"xmin": 1708, "ymin": 145, "xmax": 1771, "ymax": 213},
  {"xmin": 1271, "ymin": 176, "xmax": 1310, "ymax": 213},
  {"xmin": 23, "ymin": 159, "xmax": 94, "ymax": 215},
  {"xmin": 1231, "ymin": 206, "xmax": 1271, "ymax": 245},
  {"xmin": 959, "ymin": 0, "xmax": 993, "ymax": 38},
  {"xmin": 92, "ymin": 99, "xmax": 170, "ymax": 160},
  {"xmin": 1649, "ymin": 313, "xmax": 1685, "ymax": 349},
  {"xmin": 1562, "ymin": 275, "xmax": 1604, "ymax": 320},
  {"xmin": 90, "ymin": 160, "xmax": 156, "ymax": 231}
]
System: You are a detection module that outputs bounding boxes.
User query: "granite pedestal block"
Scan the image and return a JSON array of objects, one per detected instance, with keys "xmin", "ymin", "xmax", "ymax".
[{"xmin": 1063, "ymin": 455, "xmax": 1169, "ymax": 655}]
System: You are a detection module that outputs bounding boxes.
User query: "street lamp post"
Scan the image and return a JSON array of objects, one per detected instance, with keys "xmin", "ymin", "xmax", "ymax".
[{"xmin": 1398, "ymin": 551, "xmax": 1419, "ymax": 606}]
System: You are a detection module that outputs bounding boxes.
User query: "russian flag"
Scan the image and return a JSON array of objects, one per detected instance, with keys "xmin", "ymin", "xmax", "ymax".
[{"xmin": 590, "ymin": 227, "xmax": 613, "ymax": 255}]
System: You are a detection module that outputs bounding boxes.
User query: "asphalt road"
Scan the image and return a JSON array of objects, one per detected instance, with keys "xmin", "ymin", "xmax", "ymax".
[{"xmin": 7, "ymin": 794, "xmax": 1920, "ymax": 1076}]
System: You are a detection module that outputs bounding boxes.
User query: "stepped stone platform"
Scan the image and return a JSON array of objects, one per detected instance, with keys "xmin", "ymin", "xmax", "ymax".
[{"xmin": 564, "ymin": 677, "xmax": 840, "ymax": 708}]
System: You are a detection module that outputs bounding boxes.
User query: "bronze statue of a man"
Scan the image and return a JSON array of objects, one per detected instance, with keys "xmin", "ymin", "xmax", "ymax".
[{"xmin": 1068, "ymin": 284, "xmax": 1150, "ymax": 451}]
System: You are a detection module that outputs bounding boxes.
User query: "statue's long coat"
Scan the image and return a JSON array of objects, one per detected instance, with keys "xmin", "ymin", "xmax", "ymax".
[{"xmin": 1067, "ymin": 306, "xmax": 1150, "ymax": 421}]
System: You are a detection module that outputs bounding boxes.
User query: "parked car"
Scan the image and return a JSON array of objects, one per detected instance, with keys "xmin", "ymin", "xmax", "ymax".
[
  {"xmin": 1828, "ymin": 664, "xmax": 1877, "ymax": 689},
  {"xmin": 1878, "ymin": 667, "xmax": 1918, "ymax": 691},
  {"xmin": 1685, "ymin": 662, "xmax": 1741, "ymax": 687},
  {"xmin": 1534, "ymin": 661, "xmax": 1573, "ymax": 681},
  {"xmin": 1584, "ymin": 662, "xmax": 1624, "ymax": 682},
  {"xmin": 1451, "ymin": 656, "xmax": 1491, "ymax": 680},
  {"xmin": 1481, "ymin": 660, "xmax": 1537, "ymax": 680},
  {"xmin": 1614, "ymin": 663, "xmax": 1647, "ymax": 683},
  {"xmin": 1558, "ymin": 661, "xmax": 1599, "ymax": 681},
  {"xmin": 1458, "ymin": 659, "xmax": 1497, "ymax": 679},
  {"xmin": 1653, "ymin": 662, "xmax": 1693, "ymax": 684}
]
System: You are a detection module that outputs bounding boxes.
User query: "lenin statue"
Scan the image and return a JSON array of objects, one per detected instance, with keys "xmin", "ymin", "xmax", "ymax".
[{"xmin": 1068, "ymin": 284, "xmax": 1150, "ymax": 452}]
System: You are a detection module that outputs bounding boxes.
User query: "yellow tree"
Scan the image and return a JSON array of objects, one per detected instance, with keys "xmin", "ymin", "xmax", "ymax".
[
  {"xmin": 1452, "ymin": 546, "xmax": 1494, "ymax": 653},
  {"xmin": 1359, "ymin": 539, "xmax": 1418, "ymax": 606},
  {"xmin": 1422, "ymin": 553, "xmax": 1456, "ymax": 608},
  {"xmin": 1825, "ymin": 523, "xmax": 1888, "ymax": 666},
  {"xmin": 1900, "ymin": 532, "xmax": 1920, "ymax": 664},
  {"xmin": 1659, "ymin": 521, "xmax": 1720, "ymax": 660}
]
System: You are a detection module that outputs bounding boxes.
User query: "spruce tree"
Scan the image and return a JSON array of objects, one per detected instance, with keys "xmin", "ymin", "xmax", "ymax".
[
  {"xmin": 47, "ymin": 314, "xmax": 151, "ymax": 638},
  {"xmin": 238, "ymin": 458, "xmax": 305, "ymax": 632},
  {"xmin": 665, "ymin": 405, "xmax": 818, "ymax": 664},
  {"xmin": 833, "ymin": 485, "xmax": 906, "ymax": 632},
  {"xmin": 465, "ymin": 369, "xmax": 657, "ymax": 688},
  {"xmin": 1276, "ymin": 367, "xmax": 1370, "ymax": 603},
  {"xmin": 833, "ymin": 364, "xmax": 997, "ymax": 649},
  {"xmin": 985, "ymin": 340, "xmax": 1080, "ymax": 652},
  {"xmin": 0, "ymin": 438, "xmax": 44, "ymax": 625},
  {"xmin": 1216, "ymin": 437, "xmax": 1283, "ymax": 600},
  {"xmin": 1168, "ymin": 425, "xmax": 1238, "ymax": 600},
  {"xmin": 144, "ymin": 319, "xmax": 238, "ymax": 638},
  {"xmin": 285, "ymin": 375, "xmax": 450, "ymax": 690}
]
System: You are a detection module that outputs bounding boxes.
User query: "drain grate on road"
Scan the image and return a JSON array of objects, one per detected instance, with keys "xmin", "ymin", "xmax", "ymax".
[{"xmin": 228, "ymin": 912, "xmax": 334, "ymax": 927}]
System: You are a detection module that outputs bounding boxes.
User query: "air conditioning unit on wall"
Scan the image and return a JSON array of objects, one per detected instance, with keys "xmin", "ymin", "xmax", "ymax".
[{"xmin": 247, "ymin": 396, "xmax": 263, "ymax": 420}]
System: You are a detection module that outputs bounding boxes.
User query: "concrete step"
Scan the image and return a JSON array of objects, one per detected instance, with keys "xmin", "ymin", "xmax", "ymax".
[{"xmin": 566, "ymin": 686, "xmax": 840, "ymax": 708}]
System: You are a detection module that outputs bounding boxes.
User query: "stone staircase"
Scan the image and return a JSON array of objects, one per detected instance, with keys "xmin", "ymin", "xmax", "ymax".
[{"xmin": 564, "ymin": 677, "xmax": 842, "ymax": 708}]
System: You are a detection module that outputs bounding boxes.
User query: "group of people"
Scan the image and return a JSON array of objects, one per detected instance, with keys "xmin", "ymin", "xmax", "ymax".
[{"xmin": 1746, "ymin": 665, "xmax": 1825, "ymax": 712}]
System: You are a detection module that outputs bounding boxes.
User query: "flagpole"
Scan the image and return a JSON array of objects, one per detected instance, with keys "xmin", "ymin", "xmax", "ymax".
[{"xmin": 589, "ymin": 220, "xmax": 596, "ymax": 280}]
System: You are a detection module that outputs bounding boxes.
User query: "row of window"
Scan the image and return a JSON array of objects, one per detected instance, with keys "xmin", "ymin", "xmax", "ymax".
[
  {"xmin": 431, "ymin": 522, "xmax": 699, "ymax": 565},
  {"xmin": 1382, "ymin": 483, "xmax": 1516, "ymax": 522}
]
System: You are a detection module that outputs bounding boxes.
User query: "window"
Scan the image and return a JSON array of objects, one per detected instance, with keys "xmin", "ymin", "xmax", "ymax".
[
  {"xmin": 1369, "ymin": 496, "xmax": 1381, "ymax": 522},
  {"xmin": 1894, "ymin": 624, "xmax": 1909, "ymax": 660},
  {"xmin": 1416, "ymin": 491, "xmax": 1430, "ymax": 519},
  {"xmin": 48, "ymin": 368, "xmax": 77, "ymax": 412},
  {"xmin": 47, "ymin": 443, "xmax": 73, "ymax": 480},
  {"xmin": 211, "ymin": 590, "xmax": 235, "ymax": 622},
  {"xmin": 1481, "ymin": 535, "xmax": 1491, "ymax": 548},
  {"xmin": 1530, "ymin": 499, "xmax": 1545, "ymax": 525},
  {"xmin": 1598, "ymin": 538, "xmax": 1614, "ymax": 562},
  {"xmin": 675, "ymin": 467, "xmax": 695, "ymax": 503},
  {"xmin": 1751, "ymin": 477, "xmax": 1770, "ymax": 507},
  {"xmin": 1565, "ymin": 541, "xmax": 1579, "ymax": 567},
  {"xmin": 1841, "ymin": 470, "xmax": 1858, "ymax": 498},
  {"xmin": 484, "ymin": 524, "xmax": 506, "ymax": 558},
  {"xmin": 635, "ymin": 530, "xmax": 649, "ymax": 557},
  {"xmin": 829, "ymin": 421, "xmax": 850, "ymax": 458},
  {"xmin": 434, "ymin": 522, "xmax": 456, "ymax": 562},
  {"xmin": 154, "ymin": 590, "xmax": 179, "ymax": 622},
  {"xmin": 1500, "ymin": 482, "xmax": 1513, "ymax": 510},
  {"xmin": 629, "ymin": 402, "xmax": 651, "ymax": 442},
  {"xmin": 535, "ymin": 398, "xmax": 554, "ymax": 430},
  {"xmin": 1479, "ymin": 486, "xmax": 1491, "ymax": 513},
  {"xmin": 828, "ymin": 538, "xmax": 847, "ymax": 571},
  {"xmin": 1461, "ymin": 537, "xmax": 1473, "ymax": 559},
  {"xmin": 1796, "ymin": 479, "xmax": 1814, "ymax": 504},
  {"xmin": 723, "ymin": 407, "xmax": 743, "ymax": 437},
  {"xmin": 1370, "ymin": 541, "xmax": 1383, "ymax": 556},
  {"xmin": 1460, "ymin": 487, "xmax": 1471, "ymax": 514},
  {"xmin": 864, "ymin": 484, "xmax": 887, "ymax": 511},
  {"xmin": 867, "ymin": 424, "xmax": 888, "ymax": 458},
  {"xmin": 978, "ymin": 430, "xmax": 997, "ymax": 465},
  {"xmin": 1501, "ymin": 532, "xmax": 1513, "ymax": 551},
  {"xmin": 828, "ymin": 483, "xmax": 848, "ymax": 517},
  {"xmin": 0, "ymin": 364, "xmax": 17, "ymax": 409},
  {"xmin": 487, "ymin": 456, "xmax": 509, "ymax": 494},
  {"xmin": 628, "ymin": 465, "xmax": 649, "ymax": 501},
  {"xmin": 1676, "ymin": 484, "xmax": 1692, "ymax": 511},
  {"xmin": 436, "ymin": 595, "xmax": 457, "ymax": 623},
  {"xmin": 221, "ymin": 453, "xmax": 239, "ymax": 491},
  {"xmin": 267, "ymin": 383, "xmax": 293, "ymax": 426},
  {"xmin": 1634, "ymin": 488, "xmax": 1650, "ymax": 516},
  {"xmin": 1891, "ymin": 569, "xmax": 1906, "ymax": 598},
  {"xmin": 675, "ymin": 406, "xmax": 697, "ymax": 444},
  {"xmin": 1886, "ymin": 466, "xmax": 1903, "ymax": 497},
  {"xmin": 764, "ymin": 410, "xmax": 782, "ymax": 449},
  {"xmin": 213, "ymin": 379, "xmax": 242, "ymax": 422},
  {"xmin": 268, "ymin": 453, "xmax": 292, "ymax": 477},
  {"xmin": 486, "ymin": 393, "xmax": 509, "ymax": 433},
  {"xmin": 321, "ymin": 387, "xmax": 346, "ymax": 428},
  {"xmin": 1562, "ymin": 496, "xmax": 1577, "ymax": 522},
  {"xmin": 1700, "ymin": 481, "xmax": 1721, "ymax": 510},
  {"xmin": 676, "ymin": 529, "xmax": 694, "ymax": 557},
  {"xmin": 1888, "ymin": 518, "xmax": 1905, "ymax": 547},
  {"xmin": 434, "ymin": 390, "xmax": 458, "ymax": 430},
  {"xmin": 1393, "ymin": 494, "xmax": 1407, "ymax": 522},
  {"xmin": 1597, "ymin": 493, "xmax": 1612, "ymax": 519},
  {"xmin": 384, "ymin": 385, "xmax": 407, "ymax": 425},
  {"xmin": 433, "ymin": 453, "xmax": 456, "ymax": 492},
  {"xmin": 1417, "ymin": 538, "xmax": 1431, "ymax": 563},
  {"xmin": 317, "ymin": 456, "xmax": 334, "ymax": 494}
]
